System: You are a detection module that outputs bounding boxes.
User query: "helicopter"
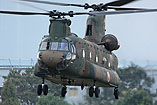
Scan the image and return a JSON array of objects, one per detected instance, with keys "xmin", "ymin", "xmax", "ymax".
[{"xmin": 1, "ymin": 0, "xmax": 157, "ymax": 99}]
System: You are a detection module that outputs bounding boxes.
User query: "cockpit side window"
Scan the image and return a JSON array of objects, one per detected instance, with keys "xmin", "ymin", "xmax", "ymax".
[
  {"xmin": 70, "ymin": 44, "xmax": 76, "ymax": 54},
  {"xmin": 39, "ymin": 42, "xmax": 47, "ymax": 50}
]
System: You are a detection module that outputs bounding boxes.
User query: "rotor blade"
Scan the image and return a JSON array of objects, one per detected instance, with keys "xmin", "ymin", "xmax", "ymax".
[
  {"xmin": 12, "ymin": 1, "xmax": 49, "ymax": 12},
  {"xmin": 89, "ymin": 9, "xmax": 157, "ymax": 16},
  {"xmin": 0, "ymin": 10, "xmax": 89, "ymax": 17},
  {"xmin": 105, "ymin": 0, "xmax": 138, "ymax": 6},
  {"xmin": 72, "ymin": 12, "xmax": 90, "ymax": 15},
  {"xmin": 107, "ymin": 6, "xmax": 147, "ymax": 10},
  {"xmin": 20, "ymin": 0, "xmax": 84, "ymax": 8},
  {"xmin": 0, "ymin": 10, "xmax": 49, "ymax": 15}
]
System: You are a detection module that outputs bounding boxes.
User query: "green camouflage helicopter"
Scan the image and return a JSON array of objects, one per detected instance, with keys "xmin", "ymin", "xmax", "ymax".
[{"xmin": 1, "ymin": 0, "xmax": 157, "ymax": 99}]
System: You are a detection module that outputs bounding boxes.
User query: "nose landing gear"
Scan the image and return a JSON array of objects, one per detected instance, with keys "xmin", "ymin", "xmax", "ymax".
[
  {"xmin": 37, "ymin": 78, "xmax": 49, "ymax": 96},
  {"xmin": 37, "ymin": 84, "xmax": 42, "ymax": 96}
]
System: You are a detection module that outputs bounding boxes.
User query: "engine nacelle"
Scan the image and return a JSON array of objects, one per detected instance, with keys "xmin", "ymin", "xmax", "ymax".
[{"xmin": 99, "ymin": 34, "xmax": 120, "ymax": 51}]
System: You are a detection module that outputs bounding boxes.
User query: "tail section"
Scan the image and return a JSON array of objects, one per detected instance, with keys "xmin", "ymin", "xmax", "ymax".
[{"xmin": 84, "ymin": 15, "xmax": 106, "ymax": 44}]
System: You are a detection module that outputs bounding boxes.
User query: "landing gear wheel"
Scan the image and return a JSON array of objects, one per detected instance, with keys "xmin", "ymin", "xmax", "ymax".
[
  {"xmin": 89, "ymin": 87, "xmax": 94, "ymax": 97},
  {"xmin": 37, "ymin": 78, "xmax": 49, "ymax": 96},
  {"xmin": 95, "ymin": 87, "xmax": 100, "ymax": 98},
  {"xmin": 61, "ymin": 86, "xmax": 67, "ymax": 97},
  {"xmin": 37, "ymin": 84, "xmax": 42, "ymax": 96},
  {"xmin": 43, "ymin": 85, "xmax": 48, "ymax": 95},
  {"xmin": 114, "ymin": 87, "xmax": 119, "ymax": 99}
]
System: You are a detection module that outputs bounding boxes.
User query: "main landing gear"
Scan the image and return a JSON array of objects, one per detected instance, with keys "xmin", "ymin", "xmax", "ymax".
[
  {"xmin": 89, "ymin": 86, "xmax": 100, "ymax": 98},
  {"xmin": 37, "ymin": 78, "xmax": 48, "ymax": 96},
  {"xmin": 114, "ymin": 87, "xmax": 119, "ymax": 99}
]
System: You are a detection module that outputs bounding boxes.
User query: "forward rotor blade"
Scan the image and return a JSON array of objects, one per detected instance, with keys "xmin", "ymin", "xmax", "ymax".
[
  {"xmin": 107, "ymin": 6, "xmax": 146, "ymax": 10},
  {"xmin": 105, "ymin": 0, "xmax": 138, "ymax": 6},
  {"xmin": 13, "ymin": 1, "xmax": 49, "ymax": 12},
  {"xmin": 0, "ymin": 10, "xmax": 89, "ymax": 17},
  {"xmin": 0, "ymin": 10, "xmax": 49, "ymax": 15},
  {"xmin": 90, "ymin": 9, "xmax": 157, "ymax": 16},
  {"xmin": 72, "ymin": 12, "xmax": 89, "ymax": 15},
  {"xmin": 20, "ymin": 0, "xmax": 84, "ymax": 7}
]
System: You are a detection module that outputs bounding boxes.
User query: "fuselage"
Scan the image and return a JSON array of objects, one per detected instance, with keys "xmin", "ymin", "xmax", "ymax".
[{"xmin": 35, "ymin": 34, "xmax": 120, "ymax": 87}]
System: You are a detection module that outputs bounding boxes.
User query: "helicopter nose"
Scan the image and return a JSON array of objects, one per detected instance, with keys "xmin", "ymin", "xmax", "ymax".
[{"xmin": 41, "ymin": 51, "xmax": 63, "ymax": 67}]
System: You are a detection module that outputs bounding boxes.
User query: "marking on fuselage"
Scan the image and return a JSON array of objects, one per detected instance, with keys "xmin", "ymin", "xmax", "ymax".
[{"xmin": 107, "ymin": 71, "xmax": 111, "ymax": 82}]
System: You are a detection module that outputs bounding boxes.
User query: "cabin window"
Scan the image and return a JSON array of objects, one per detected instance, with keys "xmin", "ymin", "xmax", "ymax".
[
  {"xmin": 86, "ymin": 25, "xmax": 92, "ymax": 36},
  {"xmin": 108, "ymin": 62, "xmax": 111, "ymax": 68},
  {"xmin": 96, "ymin": 55, "xmax": 98, "ymax": 63},
  {"xmin": 102, "ymin": 57, "xmax": 106, "ymax": 64},
  {"xmin": 82, "ymin": 49, "xmax": 85, "ymax": 58},
  {"xmin": 90, "ymin": 52, "xmax": 92, "ymax": 60}
]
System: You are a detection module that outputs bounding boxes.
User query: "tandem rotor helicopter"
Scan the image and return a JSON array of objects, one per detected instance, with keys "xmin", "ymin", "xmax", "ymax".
[{"xmin": 1, "ymin": 0, "xmax": 157, "ymax": 99}]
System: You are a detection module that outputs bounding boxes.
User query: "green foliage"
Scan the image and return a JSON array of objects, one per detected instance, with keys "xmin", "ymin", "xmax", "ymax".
[
  {"xmin": 37, "ymin": 93, "xmax": 70, "ymax": 105},
  {"xmin": 114, "ymin": 89, "xmax": 153, "ymax": 105},
  {"xmin": 1, "ymin": 79, "xmax": 19, "ymax": 105},
  {"xmin": 118, "ymin": 64, "xmax": 154, "ymax": 92},
  {"xmin": 2, "ymin": 68, "xmax": 63, "ymax": 105}
]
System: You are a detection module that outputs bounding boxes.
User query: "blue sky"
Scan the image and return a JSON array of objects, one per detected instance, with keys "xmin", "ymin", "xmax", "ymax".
[{"xmin": 0, "ymin": 0, "xmax": 157, "ymax": 63}]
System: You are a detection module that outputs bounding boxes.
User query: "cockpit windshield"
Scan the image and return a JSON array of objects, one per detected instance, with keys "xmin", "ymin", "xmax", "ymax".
[
  {"xmin": 39, "ymin": 42, "xmax": 69, "ymax": 51},
  {"xmin": 51, "ymin": 42, "xmax": 69, "ymax": 51}
]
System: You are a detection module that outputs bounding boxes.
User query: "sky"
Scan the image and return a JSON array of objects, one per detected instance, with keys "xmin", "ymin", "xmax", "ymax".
[{"xmin": 0, "ymin": 0, "xmax": 157, "ymax": 64}]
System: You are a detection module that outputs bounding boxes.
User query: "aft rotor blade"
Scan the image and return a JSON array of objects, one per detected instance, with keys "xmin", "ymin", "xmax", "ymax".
[
  {"xmin": 105, "ymin": 0, "xmax": 138, "ymax": 6},
  {"xmin": 20, "ymin": 0, "xmax": 84, "ymax": 7},
  {"xmin": 107, "ymin": 6, "xmax": 147, "ymax": 10},
  {"xmin": 0, "ymin": 10, "xmax": 50, "ymax": 15},
  {"xmin": 90, "ymin": 9, "xmax": 157, "ymax": 16},
  {"xmin": 20, "ymin": 0, "xmax": 140, "ymax": 11}
]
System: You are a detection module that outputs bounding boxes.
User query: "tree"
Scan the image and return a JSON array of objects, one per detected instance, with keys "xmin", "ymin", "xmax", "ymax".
[
  {"xmin": 114, "ymin": 89, "xmax": 153, "ymax": 105},
  {"xmin": 1, "ymin": 79, "xmax": 19, "ymax": 105},
  {"xmin": 2, "ymin": 68, "xmax": 64, "ymax": 105},
  {"xmin": 84, "ymin": 64, "xmax": 154, "ymax": 105},
  {"xmin": 37, "ymin": 93, "xmax": 70, "ymax": 105},
  {"xmin": 118, "ymin": 63, "xmax": 154, "ymax": 92}
]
